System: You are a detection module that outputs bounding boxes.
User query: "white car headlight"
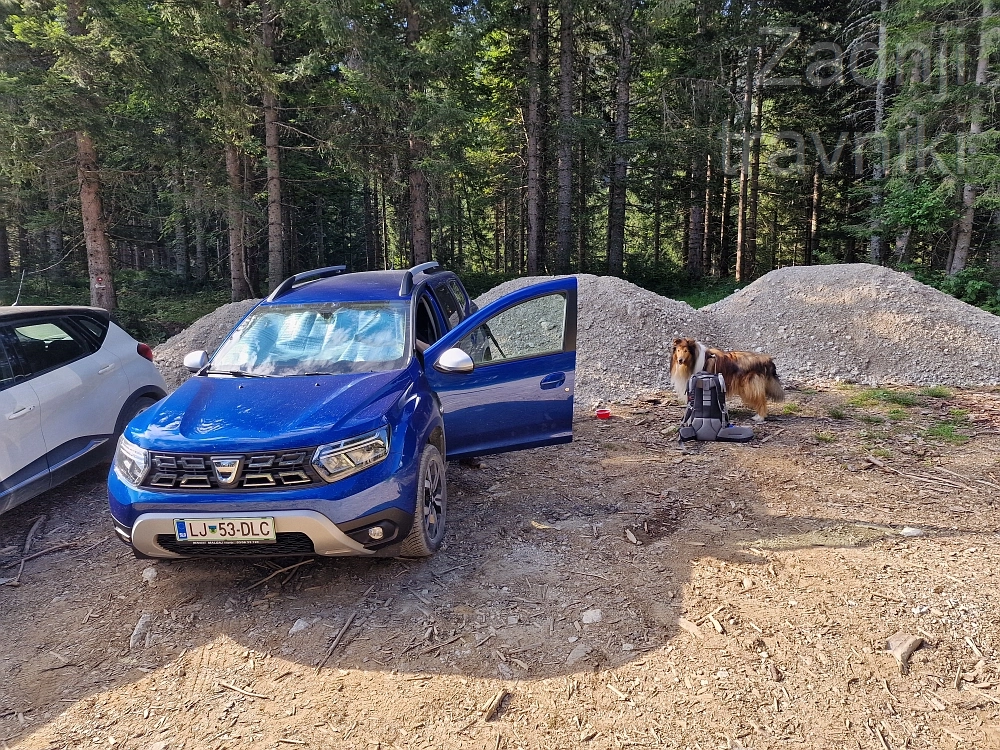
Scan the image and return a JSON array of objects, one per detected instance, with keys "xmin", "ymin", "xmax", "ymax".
[
  {"xmin": 114, "ymin": 436, "xmax": 150, "ymax": 487},
  {"xmin": 312, "ymin": 428, "xmax": 390, "ymax": 483}
]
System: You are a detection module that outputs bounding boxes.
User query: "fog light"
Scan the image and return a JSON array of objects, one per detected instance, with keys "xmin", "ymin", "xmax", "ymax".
[{"xmin": 367, "ymin": 526, "xmax": 385, "ymax": 540}]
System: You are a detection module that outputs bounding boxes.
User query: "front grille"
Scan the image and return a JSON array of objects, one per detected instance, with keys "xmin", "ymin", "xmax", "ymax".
[
  {"xmin": 155, "ymin": 532, "xmax": 315, "ymax": 557},
  {"xmin": 144, "ymin": 449, "xmax": 320, "ymax": 491}
]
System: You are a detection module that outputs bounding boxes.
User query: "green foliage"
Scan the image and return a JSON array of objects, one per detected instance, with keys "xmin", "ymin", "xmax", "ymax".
[
  {"xmin": 827, "ymin": 406, "xmax": 847, "ymax": 419},
  {"xmin": 847, "ymin": 388, "xmax": 920, "ymax": 408},
  {"xmin": 913, "ymin": 267, "xmax": 1000, "ymax": 314},
  {"xmin": 920, "ymin": 386, "xmax": 953, "ymax": 398}
]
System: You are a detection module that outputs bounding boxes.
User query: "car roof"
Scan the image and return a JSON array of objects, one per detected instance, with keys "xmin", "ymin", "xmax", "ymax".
[
  {"xmin": 0, "ymin": 305, "xmax": 111, "ymax": 323},
  {"xmin": 261, "ymin": 269, "xmax": 457, "ymax": 307}
]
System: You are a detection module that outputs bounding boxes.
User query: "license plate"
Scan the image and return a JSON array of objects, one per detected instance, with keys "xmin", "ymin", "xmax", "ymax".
[{"xmin": 173, "ymin": 517, "xmax": 276, "ymax": 544}]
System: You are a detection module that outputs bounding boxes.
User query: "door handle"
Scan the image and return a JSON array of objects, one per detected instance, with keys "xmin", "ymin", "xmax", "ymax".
[
  {"xmin": 99, "ymin": 363, "xmax": 116, "ymax": 374},
  {"xmin": 7, "ymin": 405, "xmax": 35, "ymax": 420},
  {"xmin": 539, "ymin": 372, "xmax": 565, "ymax": 390}
]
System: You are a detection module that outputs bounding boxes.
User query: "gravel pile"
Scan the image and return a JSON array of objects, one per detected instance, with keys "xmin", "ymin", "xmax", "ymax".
[
  {"xmin": 707, "ymin": 264, "xmax": 1000, "ymax": 387},
  {"xmin": 475, "ymin": 274, "xmax": 720, "ymax": 405},
  {"xmin": 152, "ymin": 264, "xmax": 1000, "ymax": 400},
  {"xmin": 153, "ymin": 299, "xmax": 260, "ymax": 390}
]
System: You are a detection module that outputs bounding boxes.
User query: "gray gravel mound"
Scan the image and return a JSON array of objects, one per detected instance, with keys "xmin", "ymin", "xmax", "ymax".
[
  {"xmin": 152, "ymin": 263, "xmax": 1000, "ymax": 400},
  {"xmin": 475, "ymin": 274, "xmax": 720, "ymax": 405},
  {"xmin": 153, "ymin": 299, "xmax": 260, "ymax": 390},
  {"xmin": 707, "ymin": 264, "xmax": 1000, "ymax": 387}
]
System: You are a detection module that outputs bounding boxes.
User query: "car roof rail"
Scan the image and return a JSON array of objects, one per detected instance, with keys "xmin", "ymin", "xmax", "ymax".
[
  {"xmin": 399, "ymin": 261, "xmax": 441, "ymax": 296},
  {"xmin": 267, "ymin": 266, "xmax": 348, "ymax": 301}
]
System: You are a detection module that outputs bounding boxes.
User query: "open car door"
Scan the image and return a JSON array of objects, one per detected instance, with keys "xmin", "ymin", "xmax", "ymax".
[{"xmin": 423, "ymin": 277, "xmax": 577, "ymax": 460}]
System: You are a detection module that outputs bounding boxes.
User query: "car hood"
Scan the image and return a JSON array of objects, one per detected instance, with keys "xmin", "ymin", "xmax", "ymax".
[{"xmin": 130, "ymin": 370, "xmax": 410, "ymax": 452}]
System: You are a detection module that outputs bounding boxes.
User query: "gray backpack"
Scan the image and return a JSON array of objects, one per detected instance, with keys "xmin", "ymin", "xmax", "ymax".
[{"xmin": 678, "ymin": 372, "xmax": 754, "ymax": 443}]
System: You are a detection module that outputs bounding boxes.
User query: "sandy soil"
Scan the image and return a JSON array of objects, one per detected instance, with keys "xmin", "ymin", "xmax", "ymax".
[{"xmin": 2, "ymin": 385, "xmax": 1000, "ymax": 750}]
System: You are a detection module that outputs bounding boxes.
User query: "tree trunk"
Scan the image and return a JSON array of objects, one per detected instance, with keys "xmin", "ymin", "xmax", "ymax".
[
  {"xmin": 606, "ymin": 0, "xmax": 634, "ymax": 276},
  {"xmin": 46, "ymin": 172, "xmax": 65, "ymax": 280},
  {"xmin": 172, "ymin": 167, "xmax": 189, "ymax": 279},
  {"xmin": 735, "ymin": 48, "xmax": 758, "ymax": 282},
  {"xmin": 895, "ymin": 227, "xmax": 912, "ymax": 263},
  {"xmin": 807, "ymin": 167, "xmax": 821, "ymax": 265},
  {"xmin": 76, "ymin": 132, "xmax": 116, "ymax": 310},
  {"xmin": 525, "ymin": 0, "xmax": 546, "ymax": 275},
  {"xmin": 262, "ymin": 0, "xmax": 284, "ymax": 291},
  {"xmin": 0, "ymin": 222, "xmax": 10, "ymax": 279},
  {"xmin": 951, "ymin": 1, "xmax": 992, "ymax": 275},
  {"xmin": 702, "ymin": 154, "xmax": 712, "ymax": 274},
  {"xmin": 719, "ymin": 174, "xmax": 731, "ymax": 276},
  {"xmin": 652, "ymin": 164, "xmax": 662, "ymax": 269},
  {"xmin": 743, "ymin": 61, "xmax": 763, "ymax": 280},
  {"xmin": 406, "ymin": 2, "xmax": 432, "ymax": 266},
  {"xmin": 555, "ymin": 0, "xmax": 573, "ymax": 274},
  {"xmin": 190, "ymin": 178, "xmax": 208, "ymax": 282},
  {"xmin": 869, "ymin": 0, "xmax": 888, "ymax": 264},
  {"xmin": 687, "ymin": 163, "xmax": 704, "ymax": 276},
  {"xmin": 225, "ymin": 144, "xmax": 251, "ymax": 301}
]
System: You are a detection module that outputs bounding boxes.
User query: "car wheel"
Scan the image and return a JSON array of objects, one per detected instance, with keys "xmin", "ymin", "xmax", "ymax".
[
  {"xmin": 115, "ymin": 396, "xmax": 157, "ymax": 440},
  {"xmin": 398, "ymin": 443, "xmax": 447, "ymax": 558}
]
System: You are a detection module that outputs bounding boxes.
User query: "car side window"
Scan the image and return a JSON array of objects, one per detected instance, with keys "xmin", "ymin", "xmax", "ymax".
[
  {"xmin": 433, "ymin": 282, "xmax": 463, "ymax": 329},
  {"xmin": 72, "ymin": 315, "xmax": 109, "ymax": 349},
  {"xmin": 447, "ymin": 279, "xmax": 471, "ymax": 314},
  {"xmin": 13, "ymin": 319, "xmax": 89, "ymax": 375},
  {"xmin": 0, "ymin": 336, "xmax": 15, "ymax": 390},
  {"xmin": 457, "ymin": 293, "xmax": 566, "ymax": 365},
  {"xmin": 414, "ymin": 294, "xmax": 440, "ymax": 349}
]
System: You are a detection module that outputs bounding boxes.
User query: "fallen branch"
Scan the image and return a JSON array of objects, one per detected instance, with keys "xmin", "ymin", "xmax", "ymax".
[
  {"xmin": 316, "ymin": 612, "xmax": 357, "ymax": 671},
  {"xmin": 218, "ymin": 681, "xmax": 271, "ymax": 700},
  {"xmin": 567, "ymin": 570, "xmax": 610, "ymax": 581},
  {"xmin": 241, "ymin": 559, "xmax": 313, "ymax": 592},
  {"xmin": 2, "ymin": 543, "xmax": 79, "ymax": 585},
  {"xmin": 24, "ymin": 515, "xmax": 47, "ymax": 554}
]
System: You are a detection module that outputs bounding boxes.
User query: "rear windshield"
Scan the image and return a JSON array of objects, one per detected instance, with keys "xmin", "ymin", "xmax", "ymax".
[{"xmin": 211, "ymin": 302, "xmax": 410, "ymax": 376}]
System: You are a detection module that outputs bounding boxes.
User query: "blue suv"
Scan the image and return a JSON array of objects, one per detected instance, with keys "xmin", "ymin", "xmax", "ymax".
[{"xmin": 108, "ymin": 263, "xmax": 577, "ymax": 559}]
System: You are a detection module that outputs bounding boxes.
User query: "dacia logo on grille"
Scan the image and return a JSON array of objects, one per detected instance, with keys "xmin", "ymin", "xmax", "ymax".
[{"xmin": 211, "ymin": 456, "xmax": 244, "ymax": 486}]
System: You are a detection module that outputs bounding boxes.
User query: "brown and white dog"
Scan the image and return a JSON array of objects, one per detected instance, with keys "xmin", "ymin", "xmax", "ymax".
[{"xmin": 670, "ymin": 337, "xmax": 784, "ymax": 421}]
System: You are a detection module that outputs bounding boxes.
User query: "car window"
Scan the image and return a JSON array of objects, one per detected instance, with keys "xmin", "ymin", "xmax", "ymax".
[
  {"xmin": 13, "ymin": 320, "xmax": 89, "ymax": 374},
  {"xmin": 211, "ymin": 301, "xmax": 409, "ymax": 376},
  {"xmin": 72, "ymin": 315, "xmax": 109, "ymax": 348},
  {"xmin": 433, "ymin": 282, "xmax": 463, "ymax": 329},
  {"xmin": 457, "ymin": 293, "xmax": 566, "ymax": 365},
  {"xmin": 447, "ymin": 279, "xmax": 470, "ymax": 314},
  {"xmin": 0, "ymin": 337, "xmax": 15, "ymax": 389},
  {"xmin": 414, "ymin": 294, "xmax": 440, "ymax": 347}
]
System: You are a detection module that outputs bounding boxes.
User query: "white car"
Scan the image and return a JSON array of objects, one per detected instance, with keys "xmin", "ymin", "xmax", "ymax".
[{"xmin": 1, "ymin": 306, "xmax": 167, "ymax": 515}]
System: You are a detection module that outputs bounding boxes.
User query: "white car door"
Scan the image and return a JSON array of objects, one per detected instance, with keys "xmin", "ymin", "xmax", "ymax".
[
  {"xmin": 12, "ymin": 317, "xmax": 128, "ymax": 468},
  {"xmin": 0, "ymin": 335, "xmax": 48, "ymax": 510}
]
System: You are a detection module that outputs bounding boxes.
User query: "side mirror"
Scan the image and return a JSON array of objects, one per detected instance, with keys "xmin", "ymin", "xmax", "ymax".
[
  {"xmin": 434, "ymin": 347, "xmax": 475, "ymax": 374},
  {"xmin": 183, "ymin": 350, "xmax": 209, "ymax": 373}
]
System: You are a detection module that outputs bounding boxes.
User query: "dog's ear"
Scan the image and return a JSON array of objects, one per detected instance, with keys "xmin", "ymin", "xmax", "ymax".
[{"xmin": 672, "ymin": 338, "xmax": 684, "ymax": 348}]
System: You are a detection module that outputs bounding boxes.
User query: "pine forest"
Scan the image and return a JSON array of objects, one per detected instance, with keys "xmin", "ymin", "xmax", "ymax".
[{"xmin": 2, "ymin": 0, "xmax": 1000, "ymax": 322}]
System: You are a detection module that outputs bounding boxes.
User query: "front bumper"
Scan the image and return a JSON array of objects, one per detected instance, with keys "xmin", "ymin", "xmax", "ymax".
[{"xmin": 116, "ymin": 509, "xmax": 370, "ymax": 558}]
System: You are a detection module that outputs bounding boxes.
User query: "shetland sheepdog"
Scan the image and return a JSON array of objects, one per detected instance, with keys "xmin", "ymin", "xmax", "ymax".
[{"xmin": 670, "ymin": 337, "xmax": 784, "ymax": 421}]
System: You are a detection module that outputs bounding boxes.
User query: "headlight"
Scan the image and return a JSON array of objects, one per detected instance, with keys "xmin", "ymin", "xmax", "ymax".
[
  {"xmin": 312, "ymin": 428, "xmax": 390, "ymax": 483},
  {"xmin": 114, "ymin": 436, "xmax": 150, "ymax": 487}
]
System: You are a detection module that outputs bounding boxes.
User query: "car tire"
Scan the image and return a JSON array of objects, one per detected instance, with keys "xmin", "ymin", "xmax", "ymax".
[
  {"xmin": 398, "ymin": 443, "xmax": 447, "ymax": 558},
  {"xmin": 114, "ymin": 396, "xmax": 157, "ymax": 440}
]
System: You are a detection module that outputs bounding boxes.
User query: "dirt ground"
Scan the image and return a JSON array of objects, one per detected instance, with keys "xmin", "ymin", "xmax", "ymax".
[{"xmin": 2, "ymin": 384, "xmax": 1000, "ymax": 750}]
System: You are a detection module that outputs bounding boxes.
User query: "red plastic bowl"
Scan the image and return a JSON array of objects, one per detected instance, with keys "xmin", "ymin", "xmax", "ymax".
[{"xmin": 595, "ymin": 409, "xmax": 611, "ymax": 420}]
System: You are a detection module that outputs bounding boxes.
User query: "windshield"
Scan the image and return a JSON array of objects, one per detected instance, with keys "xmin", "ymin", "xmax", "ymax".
[{"xmin": 210, "ymin": 301, "xmax": 410, "ymax": 376}]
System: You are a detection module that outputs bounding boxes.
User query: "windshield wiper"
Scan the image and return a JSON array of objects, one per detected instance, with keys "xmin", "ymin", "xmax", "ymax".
[{"xmin": 203, "ymin": 368, "xmax": 271, "ymax": 378}]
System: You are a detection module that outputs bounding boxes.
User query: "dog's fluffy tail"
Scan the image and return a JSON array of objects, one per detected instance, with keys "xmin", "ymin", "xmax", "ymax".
[{"xmin": 766, "ymin": 373, "xmax": 785, "ymax": 402}]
